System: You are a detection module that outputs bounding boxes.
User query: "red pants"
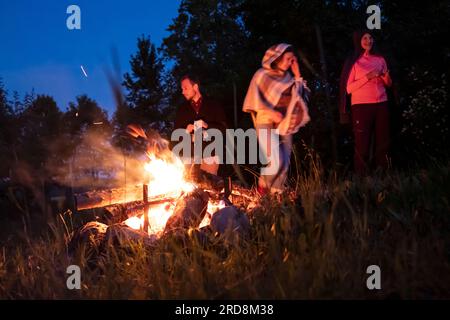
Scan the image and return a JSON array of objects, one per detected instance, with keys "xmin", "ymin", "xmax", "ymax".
[{"xmin": 351, "ymin": 102, "xmax": 390, "ymax": 175}]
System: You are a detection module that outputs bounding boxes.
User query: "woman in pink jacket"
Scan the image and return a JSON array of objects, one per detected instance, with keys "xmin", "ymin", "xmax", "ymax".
[{"xmin": 339, "ymin": 30, "xmax": 393, "ymax": 176}]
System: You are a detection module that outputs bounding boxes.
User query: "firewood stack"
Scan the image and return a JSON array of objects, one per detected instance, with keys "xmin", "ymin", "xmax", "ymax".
[{"xmin": 69, "ymin": 181, "xmax": 253, "ymax": 257}]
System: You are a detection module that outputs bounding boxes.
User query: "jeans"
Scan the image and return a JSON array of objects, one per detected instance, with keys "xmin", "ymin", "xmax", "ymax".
[
  {"xmin": 351, "ymin": 102, "xmax": 390, "ymax": 176},
  {"xmin": 256, "ymin": 123, "xmax": 293, "ymax": 192}
]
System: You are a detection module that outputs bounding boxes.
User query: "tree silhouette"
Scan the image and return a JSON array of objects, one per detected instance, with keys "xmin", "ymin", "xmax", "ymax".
[
  {"xmin": 161, "ymin": 0, "xmax": 251, "ymax": 116},
  {"xmin": 123, "ymin": 35, "xmax": 165, "ymax": 130},
  {"xmin": 20, "ymin": 95, "xmax": 62, "ymax": 172},
  {"xmin": 0, "ymin": 79, "xmax": 14, "ymax": 176},
  {"xmin": 64, "ymin": 95, "xmax": 110, "ymax": 136}
]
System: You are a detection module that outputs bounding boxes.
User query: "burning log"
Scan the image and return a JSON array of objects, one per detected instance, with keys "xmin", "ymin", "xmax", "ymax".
[
  {"xmin": 101, "ymin": 202, "xmax": 143, "ymax": 224},
  {"xmin": 74, "ymin": 185, "xmax": 142, "ymax": 210},
  {"xmin": 74, "ymin": 185, "xmax": 178, "ymax": 211},
  {"xmin": 164, "ymin": 188, "xmax": 209, "ymax": 233},
  {"xmin": 143, "ymin": 184, "xmax": 150, "ymax": 234}
]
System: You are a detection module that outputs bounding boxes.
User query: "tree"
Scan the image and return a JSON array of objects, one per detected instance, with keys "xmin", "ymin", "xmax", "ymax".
[
  {"xmin": 23, "ymin": 89, "xmax": 36, "ymax": 111},
  {"xmin": 63, "ymin": 95, "xmax": 110, "ymax": 137},
  {"xmin": 21, "ymin": 95, "xmax": 63, "ymax": 172},
  {"xmin": 123, "ymin": 35, "xmax": 165, "ymax": 129},
  {"xmin": 61, "ymin": 95, "xmax": 111, "ymax": 159},
  {"xmin": 59, "ymin": 95, "xmax": 112, "ymax": 186},
  {"xmin": 161, "ymin": 0, "xmax": 252, "ymax": 124},
  {"xmin": 0, "ymin": 79, "xmax": 14, "ymax": 176},
  {"xmin": 0, "ymin": 79, "xmax": 13, "ymax": 117},
  {"xmin": 11, "ymin": 91, "xmax": 24, "ymax": 116}
]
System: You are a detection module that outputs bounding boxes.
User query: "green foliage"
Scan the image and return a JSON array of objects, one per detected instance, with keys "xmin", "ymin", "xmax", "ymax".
[{"xmin": 401, "ymin": 72, "xmax": 449, "ymax": 158}]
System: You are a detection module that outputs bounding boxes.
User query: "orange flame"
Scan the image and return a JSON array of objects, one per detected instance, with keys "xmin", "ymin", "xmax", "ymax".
[
  {"xmin": 124, "ymin": 145, "xmax": 194, "ymax": 236},
  {"xmin": 123, "ymin": 126, "xmax": 226, "ymax": 237}
]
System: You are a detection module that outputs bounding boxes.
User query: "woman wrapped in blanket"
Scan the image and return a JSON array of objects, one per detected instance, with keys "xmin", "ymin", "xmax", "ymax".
[{"xmin": 243, "ymin": 43, "xmax": 311, "ymax": 195}]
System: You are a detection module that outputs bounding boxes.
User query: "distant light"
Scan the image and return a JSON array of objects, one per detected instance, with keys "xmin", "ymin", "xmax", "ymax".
[
  {"xmin": 75, "ymin": 112, "xmax": 79, "ymax": 117},
  {"xmin": 93, "ymin": 122, "xmax": 103, "ymax": 125},
  {"xmin": 80, "ymin": 65, "xmax": 88, "ymax": 77}
]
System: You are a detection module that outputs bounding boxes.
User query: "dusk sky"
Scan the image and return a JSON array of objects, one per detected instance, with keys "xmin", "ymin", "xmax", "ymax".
[{"xmin": 0, "ymin": 0, "xmax": 181, "ymax": 117}]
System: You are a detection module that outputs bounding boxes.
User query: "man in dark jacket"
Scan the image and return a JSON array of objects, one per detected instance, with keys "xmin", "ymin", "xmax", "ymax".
[{"xmin": 173, "ymin": 74, "xmax": 228, "ymax": 177}]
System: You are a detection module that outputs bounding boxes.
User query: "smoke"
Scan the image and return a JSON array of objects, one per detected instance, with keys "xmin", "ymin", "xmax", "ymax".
[
  {"xmin": 46, "ymin": 129, "xmax": 150, "ymax": 190},
  {"xmin": 44, "ymin": 49, "xmax": 175, "ymax": 191}
]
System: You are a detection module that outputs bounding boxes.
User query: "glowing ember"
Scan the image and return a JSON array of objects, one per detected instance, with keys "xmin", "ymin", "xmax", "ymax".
[
  {"xmin": 124, "ymin": 216, "xmax": 141, "ymax": 230},
  {"xmin": 125, "ymin": 202, "xmax": 175, "ymax": 236}
]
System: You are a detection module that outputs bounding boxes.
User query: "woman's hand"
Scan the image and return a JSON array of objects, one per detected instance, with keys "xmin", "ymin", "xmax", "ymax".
[
  {"xmin": 366, "ymin": 69, "xmax": 380, "ymax": 80},
  {"xmin": 291, "ymin": 56, "xmax": 301, "ymax": 79},
  {"xmin": 272, "ymin": 110, "xmax": 283, "ymax": 124},
  {"xmin": 381, "ymin": 70, "xmax": 392, "ymax": 87}
]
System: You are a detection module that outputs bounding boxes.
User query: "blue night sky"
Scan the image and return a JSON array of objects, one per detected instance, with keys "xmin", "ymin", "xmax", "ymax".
[{"xmin": 0, "ymin": 0, "xmax": 181, "ymax": 117}]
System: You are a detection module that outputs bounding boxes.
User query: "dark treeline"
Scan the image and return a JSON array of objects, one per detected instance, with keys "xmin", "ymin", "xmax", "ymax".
[{"xmin": 1, "ymin": 0, "xmax": 449, "ymax": 190}]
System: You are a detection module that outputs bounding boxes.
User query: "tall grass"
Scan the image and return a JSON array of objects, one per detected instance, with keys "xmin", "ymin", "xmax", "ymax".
[{"xmin": 1, "ymin": 155, "xmax": 449, "ymax": 299}]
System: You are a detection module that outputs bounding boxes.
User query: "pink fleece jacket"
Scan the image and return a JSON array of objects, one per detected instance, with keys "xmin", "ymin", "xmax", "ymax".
[{"xmin": 346, "ymin": 54, "xmax": 389, "ymax": 105}]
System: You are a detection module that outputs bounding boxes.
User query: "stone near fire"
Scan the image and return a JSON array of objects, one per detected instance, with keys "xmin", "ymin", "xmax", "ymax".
[
  {"xmin": 164, "ymin": 188, "xmax": 209, "ymax": 233},
  {"xmin": 68, "ymin": 221, "xmax": 108, "ymax": 254},
  {"xmin": 105, "ymin": 223, "xmax": 157, "ymax": 248},
  {"xmin": 210, "ymin": 206, "xmax": 250, "ymax": 238}
]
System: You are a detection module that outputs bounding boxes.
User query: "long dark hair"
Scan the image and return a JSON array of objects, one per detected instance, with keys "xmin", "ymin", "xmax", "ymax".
[
  {"xmin": 338, "ymin": 30, "xmax": 382, "ymax": 116},
  {"xmin": 352, "ymin": 29, "xmax": 381, "ymax": 60}
]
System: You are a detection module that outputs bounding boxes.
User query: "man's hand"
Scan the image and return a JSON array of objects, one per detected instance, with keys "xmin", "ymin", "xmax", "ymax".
[
  {"xmin": 186, "ymin": 124, "xmax": 195, "ymax": 134},
  {"xmin": 194, "ymin": 120, "xmax": 208, "ymax": 130}
]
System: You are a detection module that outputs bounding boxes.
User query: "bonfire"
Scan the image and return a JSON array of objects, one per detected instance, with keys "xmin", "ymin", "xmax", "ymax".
[{"xmin": 70, "ymin": 125, "xmax": 250, "ymax": 252}]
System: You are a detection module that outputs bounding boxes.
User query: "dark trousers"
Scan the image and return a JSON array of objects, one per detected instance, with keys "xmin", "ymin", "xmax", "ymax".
[{"xmin": 351, "ymin": 102, "xmax": 390, "ymax": 176}]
